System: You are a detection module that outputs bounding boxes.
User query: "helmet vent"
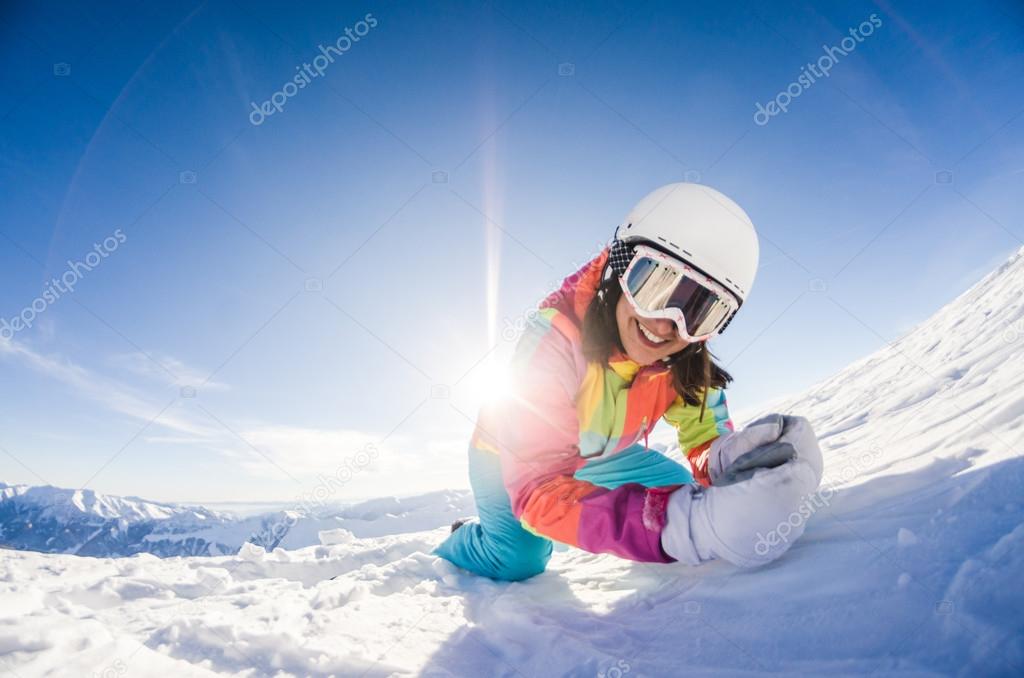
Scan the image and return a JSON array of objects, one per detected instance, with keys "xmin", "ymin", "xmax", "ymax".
[
  {"xmin": 725, "ymin": 277, "xmax": 746, "ymax": 298},
  {"xmin": 656, "ymin": 235, "xmax": 682, "ymax": 251}
]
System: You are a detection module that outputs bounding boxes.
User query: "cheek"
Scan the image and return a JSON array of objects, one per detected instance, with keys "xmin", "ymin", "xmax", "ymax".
[
  {"xmin": 615, "ymin": 297, "xmax": 631, "ymax": 334},
  {"xmin": 667, "ymin": 338, "xmax": 694, "ymax": 355}
]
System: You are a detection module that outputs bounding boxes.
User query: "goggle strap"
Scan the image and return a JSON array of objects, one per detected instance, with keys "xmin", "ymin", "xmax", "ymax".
[{"xmin": 607, "ymin": 238, "xmax": 637, "ymax": 277}]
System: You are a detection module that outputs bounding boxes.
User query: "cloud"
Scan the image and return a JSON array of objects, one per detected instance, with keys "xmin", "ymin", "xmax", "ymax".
[
  {"xmin": 212, "ymin": 425, "xmax": 467, "ymax": 500},
  {"xmin": 0, "ymin": 336, "xmax": 427, "ymax": 491},
  {"xmin": 108, "ymin": 351, "xmax": 229, "ymax": 391},
  {"xmin": 212, "ymin": 424, "xmax": 391, "ymax": 481},
  {"xmin": 0, "ymin": 336, "xmax": 213, "ymax": 437}
]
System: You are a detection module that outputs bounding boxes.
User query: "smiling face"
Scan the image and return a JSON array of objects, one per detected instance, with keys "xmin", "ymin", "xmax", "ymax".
[{"xmin": 615, "ymin": 293, "xmax": 692, "ymax": 365}]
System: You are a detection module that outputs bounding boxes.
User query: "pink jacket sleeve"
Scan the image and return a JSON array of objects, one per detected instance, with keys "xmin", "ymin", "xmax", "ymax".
[{"xmin": 485, "ymin": 313, "xmax": 677, "ymax": 562}]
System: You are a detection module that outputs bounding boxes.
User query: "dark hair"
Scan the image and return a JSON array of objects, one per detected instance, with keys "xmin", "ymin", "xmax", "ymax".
[{"xmin": 581, "ymin": 277, "xmax": 732, "ymax": 418}]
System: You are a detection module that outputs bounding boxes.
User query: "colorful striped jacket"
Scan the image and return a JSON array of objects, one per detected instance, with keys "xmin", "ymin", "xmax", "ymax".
[{"xmin": 471, "ymin": 249, "xmax": 733, "ymax": 562}]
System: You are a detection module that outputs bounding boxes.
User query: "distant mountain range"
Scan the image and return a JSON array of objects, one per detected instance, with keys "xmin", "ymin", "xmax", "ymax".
[{"xmin": 0, "ymin": 482, "xmax": 473, "ymax": 557}]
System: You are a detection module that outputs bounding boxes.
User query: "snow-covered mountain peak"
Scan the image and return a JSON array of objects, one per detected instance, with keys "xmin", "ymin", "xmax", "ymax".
[
  {"xmin": 0, "ymin": 481, "xmax": 214, "ymax": 524},
  {"xmin": 0, "ymin": 479, "xmax": 474, "ymax": 558}
]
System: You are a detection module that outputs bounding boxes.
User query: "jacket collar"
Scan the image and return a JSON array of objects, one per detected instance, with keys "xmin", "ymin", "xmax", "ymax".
[{"xmin": 541, "ymin": 248, "xmax": 671, "ymax": 380}]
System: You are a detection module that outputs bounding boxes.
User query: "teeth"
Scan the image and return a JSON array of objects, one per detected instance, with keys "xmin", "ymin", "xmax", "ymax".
[{"xmin": 639, "ymin": 322, "xmax": 666, "ymax": 344}]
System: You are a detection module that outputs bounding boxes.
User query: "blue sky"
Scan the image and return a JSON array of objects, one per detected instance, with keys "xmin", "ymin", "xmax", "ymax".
[{"xmin": 1, "ymin": 0, "xmax": 1021, "ymax": 505}]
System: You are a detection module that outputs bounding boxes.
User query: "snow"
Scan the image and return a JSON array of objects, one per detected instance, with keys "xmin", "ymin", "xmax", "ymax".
[
  {"xmin": 318, "ymin": 529, "xmax": 355, "ymax": 546},
  {"xmin": 2, "ymin": 247, "xmax": 1024, "ymax": 676}
]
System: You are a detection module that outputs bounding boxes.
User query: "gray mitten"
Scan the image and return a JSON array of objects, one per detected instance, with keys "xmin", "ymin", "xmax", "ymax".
[
  {"xmin": 714, "ymin": 440, "xmax": 796, "ymax": 486},
  {"xmin": 662, "ymin": 415, "xmax": 824, "ymax": 568},
  {"xmin": 707, "ymin": 413, "xmax": 786, "ymax": 485}
]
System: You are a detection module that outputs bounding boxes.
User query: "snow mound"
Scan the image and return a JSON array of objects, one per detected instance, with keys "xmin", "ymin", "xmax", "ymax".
[
  {"xmin": 317, "ymin": 528, "xmax": 354, "ymax": 546},
  {"xmin": 2, "ymin": 248, "xmax": 1023, "ymax": 675}
]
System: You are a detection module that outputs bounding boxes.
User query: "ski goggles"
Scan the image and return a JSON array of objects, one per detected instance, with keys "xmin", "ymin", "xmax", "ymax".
[{"xmin": 618, "ymin": 244, "xmax": 740, "ymax": 341}]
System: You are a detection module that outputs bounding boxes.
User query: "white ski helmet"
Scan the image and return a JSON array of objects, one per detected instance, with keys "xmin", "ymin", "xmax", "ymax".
[{"xmin": 617, "ymin": 183, "xmax": 760, "ymax": 304}]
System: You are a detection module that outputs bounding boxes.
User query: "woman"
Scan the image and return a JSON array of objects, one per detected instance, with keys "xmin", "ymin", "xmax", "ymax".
[{"xmin": 436, "ymin": 183, "xmax": 823, "ymax": 581}]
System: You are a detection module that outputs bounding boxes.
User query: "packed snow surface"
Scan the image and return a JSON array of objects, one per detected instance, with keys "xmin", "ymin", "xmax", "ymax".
[{"xmin": 2, "ymin": 248, "xmax": 1024, "ymax": 676}]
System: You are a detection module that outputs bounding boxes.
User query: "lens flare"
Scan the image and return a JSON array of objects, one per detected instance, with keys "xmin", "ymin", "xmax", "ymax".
[{"xmin": 459, "ymin": 357, "xmax": 513, "ymax": 410}]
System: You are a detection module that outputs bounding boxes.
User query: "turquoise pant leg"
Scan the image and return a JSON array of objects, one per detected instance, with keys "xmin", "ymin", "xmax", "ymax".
[
  {"xmin": 435, "ymin": 444, "xmax": 693, "ymax": 581},
  {"xmin": 434, "ymin": 447, "xmax": 552, "ymax": 582},
  {"xmin": 574, "ymin": 444, "xmax": 694, "ymax": 489}
]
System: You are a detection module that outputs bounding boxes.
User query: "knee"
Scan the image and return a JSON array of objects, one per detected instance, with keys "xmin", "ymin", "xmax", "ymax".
[
  {"xmin": 434, "ymin": 524, "xmax": 552, "ymax": 581},
  {"xmin": 489, "ymin": 538, "xmax": 552, "ymax": 582},
  {"xmin": 479, "ymin": 532, "xmax": 552, "ymax": 581}
]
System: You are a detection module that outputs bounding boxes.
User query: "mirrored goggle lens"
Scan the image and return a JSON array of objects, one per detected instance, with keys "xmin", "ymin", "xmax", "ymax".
[{"xmin": 624, "ymin": 256, "xmax": 735, "ymax": 337}]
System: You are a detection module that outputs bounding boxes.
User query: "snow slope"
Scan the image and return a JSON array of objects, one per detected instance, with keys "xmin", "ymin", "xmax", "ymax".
[{"xmin": 2, "ymin": 247, "xmax": 1024, "ymax": 676}]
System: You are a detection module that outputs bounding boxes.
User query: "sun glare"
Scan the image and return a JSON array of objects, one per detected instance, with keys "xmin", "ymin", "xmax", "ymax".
[{"xmin": 458, "ymin": 357, "xmax": 513, "ymax": 411}]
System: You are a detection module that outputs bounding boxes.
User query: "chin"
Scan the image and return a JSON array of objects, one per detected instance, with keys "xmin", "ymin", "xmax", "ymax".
[{"xmin": 623, "ymin": 342, "xmax": 660, "ymax": 366}]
